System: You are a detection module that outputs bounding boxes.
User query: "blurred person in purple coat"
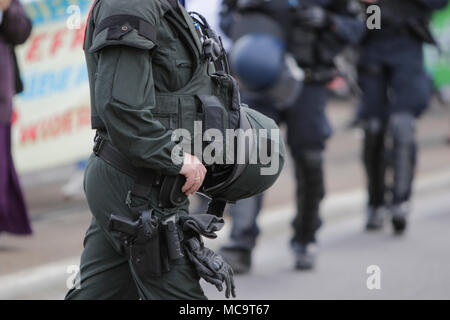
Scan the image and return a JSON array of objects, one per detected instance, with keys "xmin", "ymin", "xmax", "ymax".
[{"xmin": 0, "ymin": 0, "xmax": 32, "ymax": 235}]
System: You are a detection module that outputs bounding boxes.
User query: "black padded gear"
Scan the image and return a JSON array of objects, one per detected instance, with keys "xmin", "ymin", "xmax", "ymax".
[
  {"xmin": 292, "ymin": 150, "xmax": 325, "ymax": 244},
  {"xmin": 362, "ymin": 118, "xmax": 387, "ymax": 208},
  {"xmin": 386, "ymin": 112, "xmax": 417, "ymax": 204}
]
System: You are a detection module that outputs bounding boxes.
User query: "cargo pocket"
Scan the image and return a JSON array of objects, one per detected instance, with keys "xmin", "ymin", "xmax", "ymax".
[
  {"xmin": 197, "ymin": 95, "xmax": 227, "ymax": 135},
  {"xmin": 211, "ymin": 73, "xmax": 241, "ymax": 130},
  {"xmin": 153, "ymin": 95, "xmax": 179, "ymax": 130},
  {"xmin": 197, "ymin": 95, "xmax": 228, "ymax": 164},
  {"xmin": 176, "ymin": 60, "xmax": 194, "ymax": 89},
  {"xmin": 178, "ymin": 95, "xmax": 200, "ymax": 138},
  {"xmin": 176, "ymin": 95, "xmax": 201, "ymax": 155}
]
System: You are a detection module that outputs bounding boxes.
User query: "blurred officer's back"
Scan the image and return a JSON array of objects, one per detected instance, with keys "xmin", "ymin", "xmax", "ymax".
[{"xmin": 358, "ymin": 0, "xmax": 448, "ymax": 233}]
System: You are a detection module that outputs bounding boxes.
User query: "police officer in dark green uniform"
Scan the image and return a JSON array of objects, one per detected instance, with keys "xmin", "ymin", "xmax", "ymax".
[{"xmin": 65, "ymin": 0, "xmax": 284, "ymax": 300}]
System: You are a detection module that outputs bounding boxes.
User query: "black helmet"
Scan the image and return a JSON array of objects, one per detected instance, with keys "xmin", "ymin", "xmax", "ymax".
[{"xmin": 200, "ymin": 106, "xmax": 286, "ymax": 214}]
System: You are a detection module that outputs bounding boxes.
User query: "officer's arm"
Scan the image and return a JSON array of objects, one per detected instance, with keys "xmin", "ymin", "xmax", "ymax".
[
  {"xmin": 414, "ymin": 0, "xmax": 448, "ymax": 10},
  {"xmin": 94, "ymin": 45, "xmax": 184, "ymax": 175},
  {"xmin": 219, "ymin": 0, "xmax": 238, "ymax": 37},
  {"xmin": 328, "ymin": 11, "xmax": 366, "ymax": 45}
]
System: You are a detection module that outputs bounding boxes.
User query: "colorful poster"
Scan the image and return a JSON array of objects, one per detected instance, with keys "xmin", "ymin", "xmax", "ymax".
[{"xmin": 12, "ymin": 0, "xmax": 93, "ymax": 173}]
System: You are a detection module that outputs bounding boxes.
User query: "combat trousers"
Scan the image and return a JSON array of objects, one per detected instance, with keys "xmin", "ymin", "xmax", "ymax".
[
  {"xmin": 65, "ymin": 154, "xmax": 206, "ymax": 300},
  {"xmin": 358, "ymin": 37, "xmax": 428, "ymax": 207}
]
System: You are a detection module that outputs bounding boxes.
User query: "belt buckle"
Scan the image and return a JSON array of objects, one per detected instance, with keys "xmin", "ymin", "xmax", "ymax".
[{"xmin": 93, "ymin": 135, "xmax": 104, "ymax": 155}]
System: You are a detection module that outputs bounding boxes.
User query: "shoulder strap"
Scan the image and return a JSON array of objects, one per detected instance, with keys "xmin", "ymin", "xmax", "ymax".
[{"xmin": 94, "ymin": 14, "xmax": 158, "ymax": 44}]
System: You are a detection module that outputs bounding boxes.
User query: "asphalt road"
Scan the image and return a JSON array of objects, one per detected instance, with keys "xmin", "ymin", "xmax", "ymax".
[
  {"xmin": 204, "ymin": 183, "xmax": 450, "ymax": 300},
  {"xmin": 1, "ymin": 173, "xmax": 448, "ymax": 300}
]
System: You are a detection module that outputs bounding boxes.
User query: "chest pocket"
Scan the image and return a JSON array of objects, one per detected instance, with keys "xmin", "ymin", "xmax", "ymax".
[{"xmin": 152, "ymin": 17, "xmax": 196, "ymax": 92}]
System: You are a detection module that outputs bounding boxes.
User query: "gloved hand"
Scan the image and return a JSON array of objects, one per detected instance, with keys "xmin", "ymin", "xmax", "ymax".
[
  {"xmin": 296, "ymin": 6, "xmax": 331, "ymax": 29},
  {"xmin": 184, "ymin": 237, "xmax": 236, "ymax": 298}
]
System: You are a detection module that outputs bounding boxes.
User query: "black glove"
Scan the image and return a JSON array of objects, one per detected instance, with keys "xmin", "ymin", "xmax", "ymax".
[
  {"xmin": 184, "ymin": 237, "xmax": 236, "ymax": 298},
  {"xmin": 180, "ymin": 214, "xmax": 225, "ymax": 239},
  {"xmin": 296, "ymin": 6, "xmax": 331, "ymax": 29}
]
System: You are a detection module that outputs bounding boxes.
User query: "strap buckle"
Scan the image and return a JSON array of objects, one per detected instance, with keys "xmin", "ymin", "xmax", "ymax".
[{"xmin": 93, "ymin": 134, "xmax": 104, "ymax": 156}]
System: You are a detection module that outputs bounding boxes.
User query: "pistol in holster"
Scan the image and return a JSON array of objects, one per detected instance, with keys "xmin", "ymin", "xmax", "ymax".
[{"xmin": 108, "ymin": 209, "xmax": 185, "ymax": 278}]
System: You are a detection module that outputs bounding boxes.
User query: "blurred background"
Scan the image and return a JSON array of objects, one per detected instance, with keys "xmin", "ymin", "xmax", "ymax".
[{"xmin": 0, "ymin": 0, "xmax": 449, "ymax": 299}]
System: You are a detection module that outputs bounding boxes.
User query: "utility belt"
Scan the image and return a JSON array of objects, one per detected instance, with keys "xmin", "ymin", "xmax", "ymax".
[
  {"xmin": 109, "ymin": 210, "xmax": 184, "ymax": 277},
  {"xmin": 108, "ymin": 203, "xmax": 224, "ymax": 278},
  {"xmin": 93, "ymin": 132, "xmax": 225, "ymax": 278},
  {"xmin": 93, "ymin": 132, "xmax": 187, "ymax": 209},
  {"xmin": 93, "ymin": 131, "xmax": 229, "ymax": 217}
]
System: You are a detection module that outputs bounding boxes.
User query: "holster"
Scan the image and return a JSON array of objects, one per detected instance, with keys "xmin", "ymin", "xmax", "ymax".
[{"xmin": 109, "ymin": 210, "xmax": 168, "ymax": 277}]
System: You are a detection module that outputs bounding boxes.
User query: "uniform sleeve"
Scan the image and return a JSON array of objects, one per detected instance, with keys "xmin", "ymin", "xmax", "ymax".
[
  {"xmin": 0, "ymin": 0, "xmax": 32, "ymax": 45},
  {"xmin": 330, "ymin": 13, "xmax": 366, "ymax": 46},
  {"xmin": 95, "ymin": 45, "xmax": 184, "ymax": 175}
]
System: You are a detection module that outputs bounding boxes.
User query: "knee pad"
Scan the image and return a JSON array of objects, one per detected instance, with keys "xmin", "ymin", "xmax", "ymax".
[
  {"xmin": 295, "ymin": 150, "xmax": 325, "ymax": 200},
  {"xmin": 362, "ymin": 118, "xmax": 387, "ymax": 207},
  {"xmin": 387, "ymin": 112, "xmax": 416, "ymax": 145},
  {"xmin": 363, "ymin": 118, "xmax": 384, "ymax": 137},
  {"xmin": 362, "ymin": 118, "xmax": 385, "ymax": 159},
  {"xmin": 386, "ymin": 112, "xmax": 417, "ymax": 202}
]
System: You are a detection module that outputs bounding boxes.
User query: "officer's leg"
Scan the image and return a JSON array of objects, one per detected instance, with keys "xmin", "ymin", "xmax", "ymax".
[
  {"xmin": 219, "ymin": 194, "xmax": 264, "ymax": 274},
  {"xmin": 285, "ymin": 84, "xmax": 330, "ymax": 270},
  {"xmin": 65, "ymin": 217, "xmax": 140, "ymax": 300},
  {"xmin": 71, "ymin": 154, "xmax": 205, "ymax": 300},
  {"xmin": 291, "ymin": 150, "xmax": 325, "ymax": 244},
  {"xmin": 385, "ymin": 112, "xmax": 417, "ymax": 234},
  {"xmin": 385, "ymin": 50, "xmax": 429, "ymax": 234},
  {"xmin": 129, "ymin": 255, "xmax": 206, "ymax": 300},
  {"xmin": 358, "ymin": 63, "xmax": 390, "ymax": 230},
  {"xmin": 362, "ymin": 118, "xmax": 388, "ymax": 230}
]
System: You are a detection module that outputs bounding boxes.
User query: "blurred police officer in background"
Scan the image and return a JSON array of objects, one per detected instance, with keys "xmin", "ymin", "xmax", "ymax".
[
  {"xmin": 218, "ymin": 0, "xmax": 365, "ymax": 273},
  {"xmin": 358, "ymin": 0, "xmax": 448, "ymax": 234}
]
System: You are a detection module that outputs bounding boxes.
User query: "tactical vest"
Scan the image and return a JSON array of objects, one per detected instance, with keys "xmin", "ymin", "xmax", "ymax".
[
  {"xmin": 84, "ymin": 0, "xmax": 286, "ymax": 214},
  {"xmin": 85, "ymin": 0, "xmax": 241, "ymax": 163}
]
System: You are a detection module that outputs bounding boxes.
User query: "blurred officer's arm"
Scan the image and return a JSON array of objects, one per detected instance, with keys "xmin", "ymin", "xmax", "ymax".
[
  {"xmin": 327, "ymin": 3, "xmax": 366, "ymax": 45},
  {"xmin": 414, "ymin": 0, "xmax": 449, "ymax": 10},
  {"xmin": 219, "ymin": 0, "xmax": 238, "ymax": 36},
  {"xmin": 296, "ymin": 2, "xmax": 365, "ymax": 45},
  {"xmin": 0, "ymin": 0, "xmax": 32, "ymax": 44}
]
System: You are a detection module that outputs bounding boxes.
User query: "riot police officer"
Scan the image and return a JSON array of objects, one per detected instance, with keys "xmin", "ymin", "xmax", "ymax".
[
  {"xmin": 218, "ymin": 0, "xmax": 365, "ymax": 272},
  {"xmin": 65, "ymin": 0, "xmax": 284, "ymax": 300},
  {"xmin": 359, "ymin": 0, "xmax": 448, "ymax": 234}
]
